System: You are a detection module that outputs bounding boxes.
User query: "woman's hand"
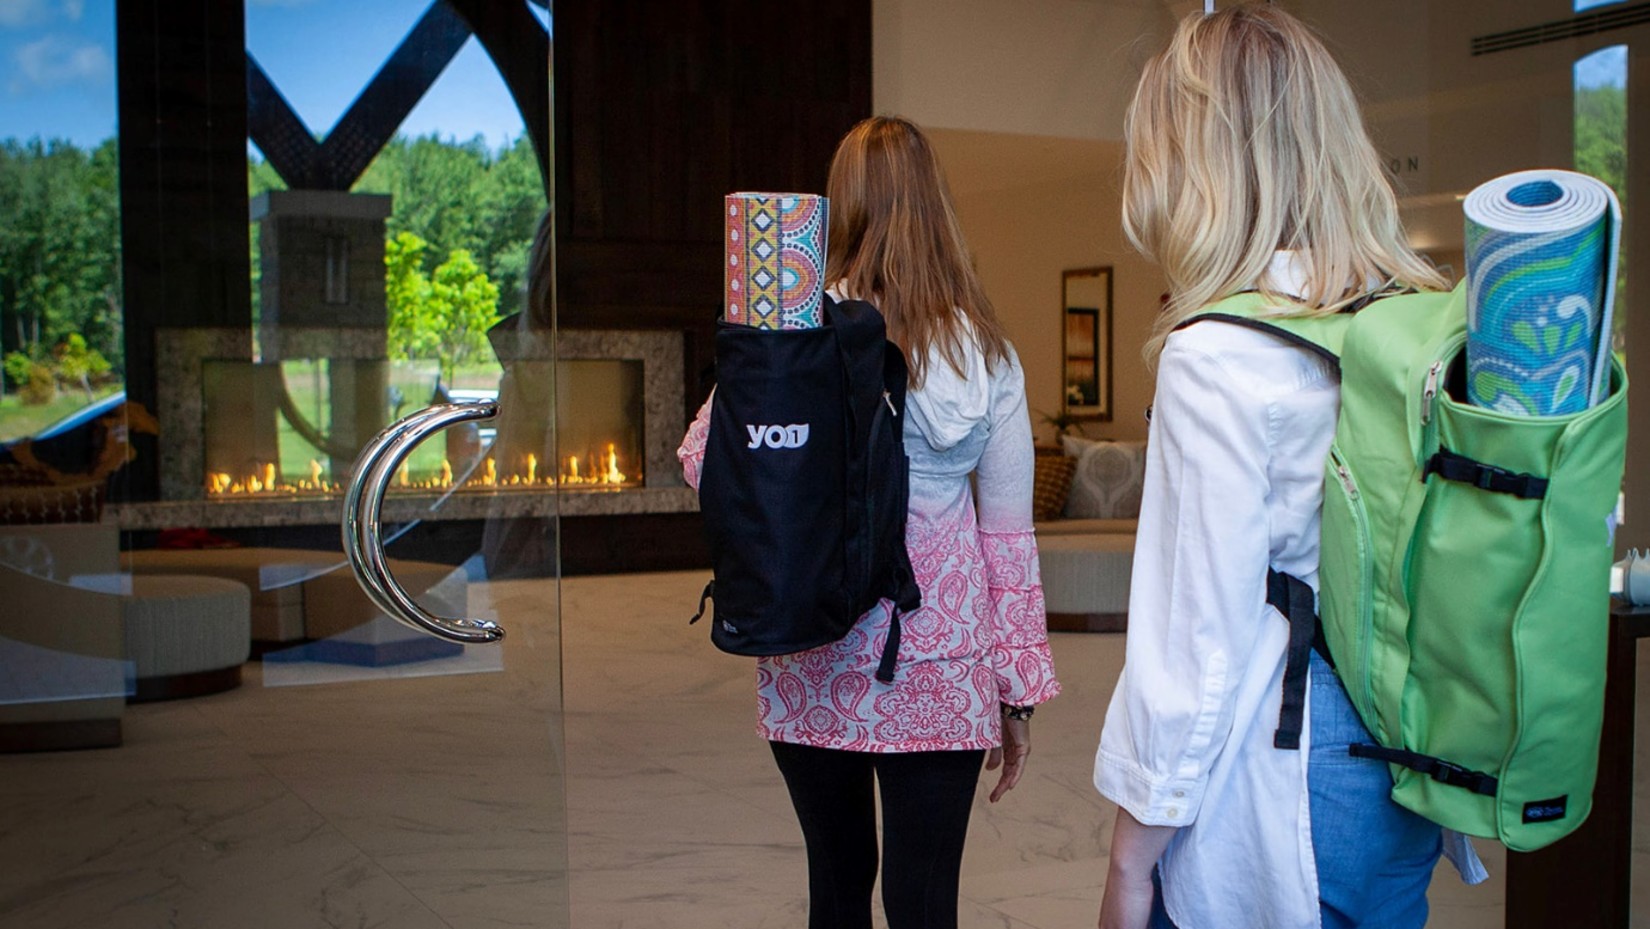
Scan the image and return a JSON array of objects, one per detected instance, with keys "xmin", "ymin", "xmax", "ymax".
[{"xmin": 985, "ymin": 716, "xmax": 1031, "ymax": 802}]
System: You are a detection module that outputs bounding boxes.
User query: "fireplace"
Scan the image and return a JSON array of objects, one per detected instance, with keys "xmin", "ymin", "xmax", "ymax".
[
  {"xmin": 192, "ymin": 357, "xmax": 646, "ymax": 499},
  {"xmin": 137, "ymin": 326, "xmax": 690, "ymax": 527}
]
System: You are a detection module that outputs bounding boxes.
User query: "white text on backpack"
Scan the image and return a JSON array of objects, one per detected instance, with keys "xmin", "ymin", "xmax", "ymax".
[{"xmin": 746, "ymin": 424, "xmax": 810, "ymax": 449}]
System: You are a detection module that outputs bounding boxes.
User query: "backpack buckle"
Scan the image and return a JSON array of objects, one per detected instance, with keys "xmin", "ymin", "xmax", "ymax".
[{"xmin": 1429, "ymin": 758, "xmax": 1497, "ymax": 795}]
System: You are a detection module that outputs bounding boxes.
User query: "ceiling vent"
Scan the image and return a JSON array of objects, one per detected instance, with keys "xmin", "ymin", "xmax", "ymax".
[{"xmin": 1473, "ymin": 2, "xmax": 1650, "ymax": 55}]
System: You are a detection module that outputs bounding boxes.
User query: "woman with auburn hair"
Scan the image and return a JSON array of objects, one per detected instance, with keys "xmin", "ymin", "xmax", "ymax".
[
  {"xmin": 1094, "ymin": 6, "xmax": 1476, "ymax": 929},
  {"xmin": 678, "ymin": 115, "xmax": 1060, "ymax": 929}
]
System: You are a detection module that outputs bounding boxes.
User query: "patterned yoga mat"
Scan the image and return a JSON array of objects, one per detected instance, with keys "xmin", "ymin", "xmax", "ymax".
[
  {"xmin": 1463, "ymin": 169, "xmax": 1620, "ymax": 415},
  {"xmin": 725, "ymin": 193, "xmax": 827, "ymax": 330}
]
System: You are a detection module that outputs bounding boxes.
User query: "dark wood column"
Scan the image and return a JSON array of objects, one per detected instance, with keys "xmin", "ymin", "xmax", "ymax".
[
  {"xmin": 116, "ymin": 0, "xmax": 252, "ymax": 500},
  {"xmin": 554, "ymin": 0, "xmax": 873, "ymax": 417}
]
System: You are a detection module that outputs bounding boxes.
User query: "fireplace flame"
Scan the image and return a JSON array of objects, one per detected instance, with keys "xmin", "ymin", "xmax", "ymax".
[{"xmin": 205, "ymin": 443, "xmax": 640, "ymax": 498}]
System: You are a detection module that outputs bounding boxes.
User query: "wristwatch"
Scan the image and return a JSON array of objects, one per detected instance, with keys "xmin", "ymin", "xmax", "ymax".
[{"xmin": 1001, "ymin": 703, "xmax": 1035, "ymax": 721}]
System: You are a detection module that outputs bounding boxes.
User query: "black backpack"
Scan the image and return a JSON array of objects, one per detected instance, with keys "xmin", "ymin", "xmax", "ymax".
[{"xmin": 691, "ymin": 295, "xmax": 922, "ymax": 682}]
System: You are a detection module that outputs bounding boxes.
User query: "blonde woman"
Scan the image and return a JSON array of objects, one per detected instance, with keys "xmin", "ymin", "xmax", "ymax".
[
  {"xmin": 1093, "ymin": 7, "xmax": 1478, "ymax": 929},
  {"xmin": 679, "ymin": 116, "xmax": 1060, "ymax": 929}
]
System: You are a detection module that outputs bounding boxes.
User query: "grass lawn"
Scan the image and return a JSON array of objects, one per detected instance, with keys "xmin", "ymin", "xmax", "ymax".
[
  {"xmin": 0, "ymin": 385, "xmax": 123, "ymax": 444},
  {"xmin": 270, "ymin": 359, "xmax": 501, "ymax": 486}
]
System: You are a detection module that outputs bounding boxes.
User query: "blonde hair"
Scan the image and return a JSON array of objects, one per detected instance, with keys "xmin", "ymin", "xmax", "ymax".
[
  {"xmin": 1123, "ymin": 3, "xmax": 1446, "ymax": 365},
  {"xmin": 826, "ymin": 116, "xmax": 1009, "ymax": 387}
]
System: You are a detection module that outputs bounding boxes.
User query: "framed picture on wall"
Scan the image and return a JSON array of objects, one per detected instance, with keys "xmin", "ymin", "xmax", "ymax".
[{"xmin": 1061, "ymin": 266, "xmax": 1112, "ymax": 421}]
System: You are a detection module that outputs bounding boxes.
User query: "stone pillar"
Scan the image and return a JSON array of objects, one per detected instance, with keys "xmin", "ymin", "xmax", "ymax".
[{"xmin": 252, "ymin": 190, "xmax": 395, "ymax": 479}]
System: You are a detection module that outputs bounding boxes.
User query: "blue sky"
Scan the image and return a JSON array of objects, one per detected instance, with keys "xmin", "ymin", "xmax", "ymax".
[
  {"xmin": 0, "ymin": 0, "xmax": 547, "ymax": 151},
  {"xmin": 1576, "ymin": 45, "xmax": 1627, "ymax": 89},
  {"xmin": 0, "ymin": 1, "xmax": 1625, "ymax": 149}
]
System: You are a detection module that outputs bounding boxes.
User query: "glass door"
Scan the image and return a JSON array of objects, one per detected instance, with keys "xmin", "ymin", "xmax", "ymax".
[{"xmin": 0, "ymin": 3, "xmax": 569, "ymax": 927}]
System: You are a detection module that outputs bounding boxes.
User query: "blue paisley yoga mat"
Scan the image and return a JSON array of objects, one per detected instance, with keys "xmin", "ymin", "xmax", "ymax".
[{"xmin": 1463, "ymin": 169, "xmax": 1620, "ymax": 415}]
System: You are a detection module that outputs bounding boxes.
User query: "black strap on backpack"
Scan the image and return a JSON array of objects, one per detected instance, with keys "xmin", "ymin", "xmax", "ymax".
[
  {"xmin": 1266, "ymin": 567, "xmax": 1500, "ymax": 795},
  {"xmin": 1348, "ymin": 744, "xmax": 1499, "ymax": 796},
  {"xmin": 832, "ymin": 299, "xmax": 921, "ymax": 682},
  {"xmin": 1267, "ymin": 568, "xmax": 1321, "ymax": 750},
  {"xmin": 1423, "ymin": 447, "xmax": 1549, "ymax": 499}
]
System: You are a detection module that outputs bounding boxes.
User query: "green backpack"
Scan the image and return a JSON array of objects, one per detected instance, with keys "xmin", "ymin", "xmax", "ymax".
[{"xmin": 1188, "ymin": 282, "xmax": 1628, "ymax": 851}]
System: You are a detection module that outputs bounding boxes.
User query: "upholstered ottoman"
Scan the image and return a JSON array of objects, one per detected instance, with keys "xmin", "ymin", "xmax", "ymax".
[
  {"xmin": 1038, "ymin": 533, "xmax": 1134, "ymax": 633},
  {"xmin": 123, "ymin": 575, "xmax": 251, "ymax": 701},
  {"xmin": 125, "ymin": 548, "xmax": 334, "ymax": 644}
]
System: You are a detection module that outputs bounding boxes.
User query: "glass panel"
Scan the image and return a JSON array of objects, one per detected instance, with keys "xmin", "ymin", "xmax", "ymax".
[
  {"xmin": 0, "ymin": 4, "xmax": 122, "ymax": 449},
  {"xmin": 1576, "ymin": 44, "xmax": 1629, "ymax": 351},
  {"xmin": 1, "ymin": 3, "xmax": 565, "ymax": 927}
]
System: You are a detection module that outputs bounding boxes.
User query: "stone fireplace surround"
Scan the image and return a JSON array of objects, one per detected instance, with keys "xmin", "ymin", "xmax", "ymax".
[{"xmin": 105, "ymin": 326, "xmax": 695, "ymax": 530}]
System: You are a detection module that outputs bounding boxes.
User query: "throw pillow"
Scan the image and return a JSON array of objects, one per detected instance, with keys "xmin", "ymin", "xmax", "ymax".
[
  {"xmin": 1060, "ymin": 435, "xmax": 1147, "ymax": 519},
  {"xmin": 1032, "ymin": 454, "xmax": 1078, "ymax": 522}
]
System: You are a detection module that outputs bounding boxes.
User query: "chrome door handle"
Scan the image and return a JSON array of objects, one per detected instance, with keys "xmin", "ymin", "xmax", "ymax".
[{"xmin": 341, "ymin": 401, "xmax": 505, "ymax": 643}]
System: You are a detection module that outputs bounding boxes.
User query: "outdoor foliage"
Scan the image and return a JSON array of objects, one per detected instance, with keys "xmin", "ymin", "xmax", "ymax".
[
  {"xmin": 2, "ymin": 333, "xmax": 112, "ymax": 406},
  {"xmin": 385, "ymin": 231, "xmax": 503, "ymax": 384},
  {"xmin": 0, "ymin": 137, "xmax": 122, "ymax": 399},
  {"xmin": 351, "ymin": 132, "xmax": 544, "ymax": 321},
  {"xmin": 1575, "ymin": 83, "xmax": 1629, "ymax": 333}
]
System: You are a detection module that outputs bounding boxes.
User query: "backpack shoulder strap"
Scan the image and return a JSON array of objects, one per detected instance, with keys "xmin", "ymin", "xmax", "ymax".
[{"xmin": 1175, "ymin": 292, "xmax": 1353, "ymax": 368}]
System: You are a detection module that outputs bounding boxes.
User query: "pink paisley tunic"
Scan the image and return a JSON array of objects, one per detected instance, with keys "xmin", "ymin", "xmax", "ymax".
[{"xmin": 678, "ymin": 331, "xmax": 1061, "ymax": 753}]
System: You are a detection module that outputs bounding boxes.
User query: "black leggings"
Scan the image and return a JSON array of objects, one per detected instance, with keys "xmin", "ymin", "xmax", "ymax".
[{"xmin": 769, "ymin": 741, "xmax": 986, "ymax": 929}]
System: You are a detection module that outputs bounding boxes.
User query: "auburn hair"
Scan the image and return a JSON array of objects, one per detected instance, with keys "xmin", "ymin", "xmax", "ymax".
[{"xmin": 825, "ymin": 116, "xmax": 1009, "ymax": 387}]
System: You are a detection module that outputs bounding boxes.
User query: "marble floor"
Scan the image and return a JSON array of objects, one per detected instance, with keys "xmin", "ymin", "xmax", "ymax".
[{"xmin": 0, "ymin": 568, "xmax": 1646, "ymax": 928}]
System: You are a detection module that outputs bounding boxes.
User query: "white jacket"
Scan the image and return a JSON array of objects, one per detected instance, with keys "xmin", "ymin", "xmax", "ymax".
[{"xmin": 1095, "ymin": 312, "xmax": 1337, "ymax": 929}]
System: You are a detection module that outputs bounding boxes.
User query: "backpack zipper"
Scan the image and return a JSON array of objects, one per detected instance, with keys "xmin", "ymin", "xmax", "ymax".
[
  {"xmin": 1419, "ymin": 332, "xmax": 1465, "ymax": 429},
  {"xmin": 1329, "ymin": 446, "xmax": 1377, "ymax": 721},
  {"xmin": 1420, "ymin": 360, "xmax": 1445, "ymax": 426}
]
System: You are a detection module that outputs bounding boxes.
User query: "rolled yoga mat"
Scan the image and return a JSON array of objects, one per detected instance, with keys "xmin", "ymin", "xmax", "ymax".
[
  {"xmin": 1463, "ymin": 169, "xmax": 1620, "ymax": 415},
  {"xmin": 725, "ymin": 193, "xmax": 827, "ymax": 330}
]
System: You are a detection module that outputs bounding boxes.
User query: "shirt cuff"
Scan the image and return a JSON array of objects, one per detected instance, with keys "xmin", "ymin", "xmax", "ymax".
[{"xmin": 1094, "ymin": 746, "xmax": 1205, "ymax": 827}]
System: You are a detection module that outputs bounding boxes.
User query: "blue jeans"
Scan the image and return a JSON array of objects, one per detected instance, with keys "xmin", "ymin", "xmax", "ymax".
[
  {"xmin": 1150, "ymin": 652, "xmax": 1441, "ymax": 928},
  {"xmin": 1307, "ymin": 651, "xmax": 1441, "ymax": 928}
]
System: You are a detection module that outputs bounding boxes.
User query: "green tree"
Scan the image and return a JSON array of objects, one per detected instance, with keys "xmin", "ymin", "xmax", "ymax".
[
  {"xmin": 3, "ymin": 350, "xmax": 55, "ymax": 405},
  {"xmin": 353, "ymin": 132, "xmax": 545, "ymax": 319},
  {"xmin": 54, "ymin": 332, "xmax": 111, "ymax": 402},
  {"xmin": 1575, "ymin": 83, "xmax": 1628, "ymax": 342},
  {"xmin": 385, "ymin": 233, "xmax": 501, "ymax": 384},
  {"xmin": 428, "ymin": 248, "xmax": 501, "ymax": 383},
  {"xmin": 1575, "ymin": 85, "xmax": 1625, "ymax": 203},
  {"xmin": 0, "ymin": 137, "xmax": 123, "ymax": 389},
  {"xmin": 470, "ymin": 135, "xmax": 544, "ymax": 318},
  {"xmin": 386, "ymin": 231, "xmax": 443, "ymax": 363},
  {"xmin": 356, "ymin": 134, "xmax": 490, "ymax": 264}
]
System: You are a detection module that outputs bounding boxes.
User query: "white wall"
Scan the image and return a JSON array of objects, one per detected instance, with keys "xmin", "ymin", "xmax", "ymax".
[
  {"xmin": 873, "ymin": 1, "xmax": 1175, "ymax": 440},
  {"xmin": 878, "ymin": 0, "xmax": 1650, "ymax": 538},
  {"xmin": 873, "ymin": 0, "xmax": 1174, "ymax": 142},
  {"xmin": 929, "ymin": 130, "xmax": 1161, "ymax": 442}
]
